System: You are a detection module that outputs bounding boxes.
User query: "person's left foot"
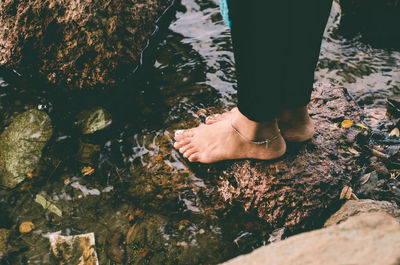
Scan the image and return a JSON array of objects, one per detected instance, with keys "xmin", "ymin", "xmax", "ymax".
[{"xmin": 174, "ymin": 110, "xmax": 286, "ymax": 163}]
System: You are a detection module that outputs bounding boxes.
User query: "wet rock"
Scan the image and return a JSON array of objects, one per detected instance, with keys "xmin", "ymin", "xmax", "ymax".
[
  {"xmin": 325, "ymin": 199, "xmax": 400, "ymax": 226},
  {"xmin": 0, "ymin": 228, "xmax": 10, "ymax": 260},
  {"xmin": 0, "ymin": 0, "xmax": 174, "ymax": 90},
  {"xmin": 75, "ymin": 107, "xmax": 112, "ymax": 135},
  {"xmin": 222, "ymin": 212, "xmax": 400, "ymax": 265},
  {"xmin": 105, "ymin": 232, "xmax": 126, "ymax": 263},
  {"xmin": 196, "ymin": 86, "xmax": 366, "ymax": 231},
  {"xmin": 125, "ymin": 132, "xmax": 192, "ymax": 209},
  {"xmin": 19, "ymin": 221, "xmax": 35, "ymax": 234},
  {"xmin": 0, "ymin": 109, "xmax": 53, "ymax": 188}
]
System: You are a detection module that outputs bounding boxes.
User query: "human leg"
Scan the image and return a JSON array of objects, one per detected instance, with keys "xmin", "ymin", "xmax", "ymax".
[
  {"xmin": 206, "ymin": 0, "xmax": 332, "ymax": 142},
  {"xmin": 174, "ymin": 0, "xmax": 290, "ymax": 163}
]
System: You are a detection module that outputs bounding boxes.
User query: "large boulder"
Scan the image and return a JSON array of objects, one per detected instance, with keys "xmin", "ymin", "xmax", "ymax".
[
  {"xmin": 222, "ymin": 212, "xmax": 400, "ymax": 265},
  {"xmin": 325, "ymin": 199, "xmax": 400, "ymax": 226},
  {"xmin": 196, "ymin": 85, "xmax": 367, "ymax": 232},
  {"xmin": 0, "ymin": 109, "xmax": 53, "ymax": 188},
  {"xmin": 0, "ymin": 0, "xmax": 174, "ymax": 90}
]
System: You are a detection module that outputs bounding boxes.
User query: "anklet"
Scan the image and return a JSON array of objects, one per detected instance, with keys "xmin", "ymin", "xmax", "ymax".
[{"xmin": 230, "ymin": 118, "xmax": 281, "ymax": 148}]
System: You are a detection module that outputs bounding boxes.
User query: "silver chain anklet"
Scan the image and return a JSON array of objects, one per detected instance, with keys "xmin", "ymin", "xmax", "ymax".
[{"xmin": 230, "ymin": 118, "xmax": 281, "ymax": 148}]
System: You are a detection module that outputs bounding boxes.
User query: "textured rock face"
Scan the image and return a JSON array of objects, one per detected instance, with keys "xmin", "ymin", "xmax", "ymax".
[
  {"xmin": 199, "ymin": 85, "xmax": 366, "ymax": 232},
  {"xmin": 0, "ymin": 0, "xmax": 174, "ymax": 90},
  {"xmin": 325, "ymin": 199, "xmax": 400, "ymax": 227},
  {"xmin": 0, "ymin": 109, "xmax": 53, "ymax": 188},
  {"xmin": 222, "ymin": 213, "xmax": 400, "ymax": 265}
]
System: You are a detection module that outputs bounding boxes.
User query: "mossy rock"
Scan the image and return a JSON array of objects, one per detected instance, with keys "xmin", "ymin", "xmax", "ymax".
[
  {"xmin": 0, "ymin": 109, "xmax": 53, "ymax": 188},
  {"xmin": 75, "ymin": 107, "xmax": 112, "ymax": 135}
]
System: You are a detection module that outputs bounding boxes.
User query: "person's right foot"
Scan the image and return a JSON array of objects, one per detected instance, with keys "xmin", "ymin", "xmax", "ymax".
[{"xmin": 205, "ymin": 106, "xmax": 315, "ymax": 142}]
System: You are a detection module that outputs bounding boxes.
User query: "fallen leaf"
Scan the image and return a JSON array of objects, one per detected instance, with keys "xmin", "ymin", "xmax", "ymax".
[
  {"xmin": 389, "ymin": 128, "xmax": 400, "ymax": 137},
  {"xmin": 340, "ymin": 186, "xmax": 353, "ymax": 200},
  {"xmin": 348, "ymin": 147, "xmax": 360, "ymax": 157},
  {"xmin": 35, "ymin": 194, "xmax": 62, "ymax": 217},
  {"xmin": 341, "ymin": 120, "xmax": 353, "ymax": 128},
  {"xmin": 355, "ymin": 123, "xmax": 369, "ymax": 130},
  {"xmin": 359, "ymin": 173, "xmax": 371, "ymax": 185},
  {"xmin": 81, "ymin": 166, "xmax": 95, "ymax": 176}
]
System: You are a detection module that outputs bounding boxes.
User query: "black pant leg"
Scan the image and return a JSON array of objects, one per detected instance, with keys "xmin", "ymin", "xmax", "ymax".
[
  {"xmin": 283, "ymin": 0, "xmax": 332, "ymax": 108},
  {"xmin": 228, "ymin": 0, "xmax": 291, "ymax": 122}
]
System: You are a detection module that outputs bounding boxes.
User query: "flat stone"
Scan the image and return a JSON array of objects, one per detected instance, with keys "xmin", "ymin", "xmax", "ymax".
[
  {"xmin": 0, "ymin": 109, "xmax": 53, "ymax": 188},
  {"xmin": 325, "ymin": 199, "xmax": 400, "ymax": 226},
  {"xmin": 222, "ymin": 212, "xmax": 400, "ymax": 265}
]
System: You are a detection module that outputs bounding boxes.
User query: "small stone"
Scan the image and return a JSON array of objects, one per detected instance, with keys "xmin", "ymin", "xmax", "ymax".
[
  {"xmin": 75, "ymin": 107, "xmax": 112, "ymax": 135},
  {"xmin": 19, "ymin": 221, "xmax": 35, "ymax": 233}
]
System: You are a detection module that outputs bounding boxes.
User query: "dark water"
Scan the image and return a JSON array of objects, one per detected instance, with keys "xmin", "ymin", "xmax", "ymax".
[{"xmin": 0, "ymin": 0, "xmax": 399, "ymax": 264}]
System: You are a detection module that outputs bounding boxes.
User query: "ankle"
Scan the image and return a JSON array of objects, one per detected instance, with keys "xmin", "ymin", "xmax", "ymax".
[
  {"xmin": 279, "ymin": 106, "xmax": 310, "ymax": 123},
  {"xmin": 232, "ymin": 110, "xmax": 280, "ymax": 141}
]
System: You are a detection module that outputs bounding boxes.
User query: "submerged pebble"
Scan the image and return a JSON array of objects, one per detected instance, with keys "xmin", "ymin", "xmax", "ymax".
[
  {"xmin": 19, "ymin": 221, "xmax": 35, "ymax": 234},
  {"xmin": 75, "ymin": 107, "xmax": 112, "ymax": 135}
]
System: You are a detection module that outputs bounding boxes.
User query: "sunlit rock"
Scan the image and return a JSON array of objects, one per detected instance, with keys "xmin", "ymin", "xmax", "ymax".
[
  {"xmin": 0, "ymin": 110, "xmax": 53, "ymax": 188},
  {"xmin": 324, "ymin": 199, "xmax": 400, "ymax": 227},
  {"xmin": 223, "ymin": 213, "xmax": 400, "ymax": 265}
]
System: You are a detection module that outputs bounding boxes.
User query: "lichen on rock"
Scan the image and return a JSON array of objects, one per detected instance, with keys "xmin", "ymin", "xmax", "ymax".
[{"xmin": 0, "ymin": 109, "xmax": 53, "ymax": 188}]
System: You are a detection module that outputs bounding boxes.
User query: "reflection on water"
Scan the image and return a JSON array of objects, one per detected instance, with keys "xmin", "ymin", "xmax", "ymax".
[{"xmin": 0, "ymin": 0, "xmax": 399, "ymax": 264}]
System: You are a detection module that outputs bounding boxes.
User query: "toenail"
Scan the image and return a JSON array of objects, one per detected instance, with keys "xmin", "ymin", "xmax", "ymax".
[{"xmin": 175, "ymin": 130, "xmax": 184, "ymax": 136}]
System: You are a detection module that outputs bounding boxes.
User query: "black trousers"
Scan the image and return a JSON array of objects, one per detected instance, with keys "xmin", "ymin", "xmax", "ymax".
[{"xmin": 227, "ymin": 0, "xmax": 333, "ymax": 122}]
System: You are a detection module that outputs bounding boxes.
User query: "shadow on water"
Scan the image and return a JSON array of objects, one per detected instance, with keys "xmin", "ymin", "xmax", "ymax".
[{"xmin": 0, "ymin": 0, "xmax": 400, "ymax": 264}]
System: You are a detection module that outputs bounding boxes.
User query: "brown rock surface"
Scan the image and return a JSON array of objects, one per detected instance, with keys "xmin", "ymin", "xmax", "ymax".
[
  {"xmin": 324, "ymin": 199, "xmax": 400, "ymax": 227},
  {"xmin": 196, "ymin": 85, "xmax": 367, "ymax": 231},
  {"xmin": 0, "ymin": 0, "xmax": 174, "ymax": 90},
  {"xmin": 222, "ymin": 212, "xmax": 400, "ymax": 265}
]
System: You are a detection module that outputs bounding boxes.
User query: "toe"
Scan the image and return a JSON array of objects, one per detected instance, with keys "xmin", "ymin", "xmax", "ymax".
[
  {"xmin": 179, "ymin": 144, "xmax": 193, "ymax": 155},
  {"xmin": 175, "ymin": 129, "xmax": 194, "ymax": 141},
  {"xmin": 183, "ymin": 148, "xmax": 198, "ymax": 158},
  {"xmin": 188, "ymin": 153, "xmax": 200, "ymax": 162},
  {"xmin": 173, "ymin": 138, "xmax": 192, "ymax": 149}
]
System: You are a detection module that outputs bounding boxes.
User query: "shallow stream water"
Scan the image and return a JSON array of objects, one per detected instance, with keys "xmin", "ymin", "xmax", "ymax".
[{"xmin": 1, "ymin": 0, "xmax": 400, "ymax": 264}]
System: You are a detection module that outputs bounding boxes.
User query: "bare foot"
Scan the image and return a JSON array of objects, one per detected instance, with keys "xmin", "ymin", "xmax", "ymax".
[
  {"xmin": 174, "ymin": 110, "xmax": 286, "ymax": 163},
  {"xmin": 278, "ymin": 106, "xmax": 314, "ymax": 142},
  {"xmin": 205, "ymin": 107, "xmax": 314, "ymax": 142}
]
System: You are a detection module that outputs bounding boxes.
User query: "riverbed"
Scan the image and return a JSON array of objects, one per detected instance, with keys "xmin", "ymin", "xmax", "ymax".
[{"xmin": 0, "ymin": 0, "xmax": 399, "ymax": 264}]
